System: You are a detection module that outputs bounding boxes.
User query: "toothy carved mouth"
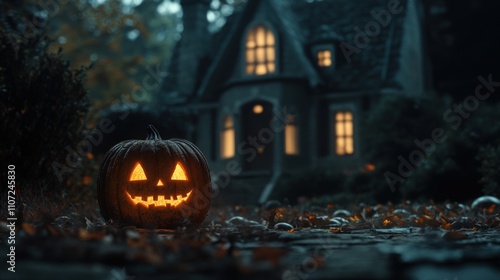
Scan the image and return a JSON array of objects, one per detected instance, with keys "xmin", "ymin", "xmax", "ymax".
[{"xmin": 126, "ymin": 190, "xmax": 192, "ymax": 207}]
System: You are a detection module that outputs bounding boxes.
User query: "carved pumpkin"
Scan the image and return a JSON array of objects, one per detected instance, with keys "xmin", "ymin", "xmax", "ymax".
[{"xmin": 97, "ymin": 125, "xmax": 211, "ymax": 229}]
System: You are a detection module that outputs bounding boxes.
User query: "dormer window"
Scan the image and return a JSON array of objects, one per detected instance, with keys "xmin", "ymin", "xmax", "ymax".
[
  {"xmin": 246, "ymin": 25, "xmax": 276, "ymax": 75},
  {"xmin": 317, "ymin": 50, "xmax": 332, "ymax": 67},
  {"xmin": 312, "ymin": 44, "xmax": 335, "ymax": 70}
]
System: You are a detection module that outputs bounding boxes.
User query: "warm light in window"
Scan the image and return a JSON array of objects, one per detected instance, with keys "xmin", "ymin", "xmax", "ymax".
[
  {"xmin": 335, "ymin": 111, "xmax": 354, "ymax": 155},
  {"xmin": 246, "ymin": 25, "xmax": 275, "ymax": 75},
  {"xmin": 285, "ymin": 115, "xmax": 299, "ymax": 155},
  {"xmin": 253, "ymin": 104, "xmax": 264, "ymax": 114},
  {"xmin": 220, "ymin": 115, "xmax": 235, "ymax": 159},
  {"xmin": 318, "ymin": 50, "xmax": 332, "ymax": 67}
]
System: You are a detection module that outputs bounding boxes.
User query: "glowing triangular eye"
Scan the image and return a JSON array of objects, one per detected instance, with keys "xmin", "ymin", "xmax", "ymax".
[
  {"xmin": 157, "ymin": 179, "xmax": 164, "ymax": 186},
  {"xmin": 130, "ymin": 163, "xmax": 147, "ymax": 181},
  {"xmin": 171, "ymin": 163, "xmax": 188, "ymax": 181}
]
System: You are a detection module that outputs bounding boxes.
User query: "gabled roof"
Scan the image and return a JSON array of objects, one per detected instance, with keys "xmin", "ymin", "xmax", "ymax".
[
  {"xmin": 196, "ymin": 0, "xmax": 323, "ymax": 101},
  {"xmin": 290, "ymin": 0, "xmax": 407, "ymax": 91},
  {"xmin": 161, "ymin": 0, "xmax": 410, "ymax": 103}
]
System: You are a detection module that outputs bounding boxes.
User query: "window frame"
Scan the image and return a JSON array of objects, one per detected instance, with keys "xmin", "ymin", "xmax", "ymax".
[
  {"xmin": 334, "ymin": 111, "xmax": 354, "ymax": 156},
  {"xmin": 311, "ymin": 44, "xmax": 336, "ymax": 70},
  {"xmin": 244, "ymin": 22, "xmax": 278, "ymax": 76},
  {"xmin": 284, "ymin": 114, "xmax": 300, "ymax": 156},
  {"xmin": 329, "ymin": 104, "xmax": 357, "ymax": 157},
  {"xmin": 220, "ymin": 114, "xmax": 235, "ymax": 159}
]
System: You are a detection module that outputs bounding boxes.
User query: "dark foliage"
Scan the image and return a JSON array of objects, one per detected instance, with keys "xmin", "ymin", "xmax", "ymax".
[
  {"xmin": 403, "ymin": 103, "xmax": 500, "ymax": 201},
  {"xmin": 359, "ymin": 94, "xmax": 500, "ymax": 202},
  {"xmin": 477, "ymin": 144, "xmax": 500, "ymax": 197},
  {"xmin": 356, "ymin": 95, "xmax": 445, "ymax": 202},
  {"xmin": 424, "ymin": 0, "xmax": 500, "ymax": 101},
  {"xmin": 272, "ymin": 168, "xmax": 345, "ymax": 204},
  {"xmin": 0, "ymin": 3, "xmax": 89, "ymax": 199}
]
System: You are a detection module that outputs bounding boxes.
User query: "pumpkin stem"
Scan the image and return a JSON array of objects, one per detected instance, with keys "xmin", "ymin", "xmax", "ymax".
[{"xmin": 146, "ymin": 125, "xmax": 162, "ymax": 140}]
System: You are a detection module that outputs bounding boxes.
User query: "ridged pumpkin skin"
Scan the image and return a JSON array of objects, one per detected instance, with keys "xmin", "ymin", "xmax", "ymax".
[{"xmin": 97, "ymin": 125, "xmax": 211, "ymax": 229}]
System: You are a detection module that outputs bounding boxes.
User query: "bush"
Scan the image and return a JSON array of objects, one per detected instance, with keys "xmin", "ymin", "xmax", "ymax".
[
  {"xmin": 359, "ymin": 94, "xmax": 445, "ymax": 202},
  {"xmin": 402, "ymin": 102, "xmax": 500, "ymax": 201},
  {"xmin": 271, "ymin": 168, "xmax": 345, "ymax": 204},
  {"xmin": 0, "ymin": 4, "xmax": 89, "ymax": 197},
  {"xmin": 477, "ymin": 144, "xmax": 500, "ymax": 197}
]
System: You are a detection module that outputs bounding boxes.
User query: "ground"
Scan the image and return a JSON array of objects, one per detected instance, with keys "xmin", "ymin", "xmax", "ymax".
[{"xmin": 1, "ymin": 197, "xmax": 500, "ymax": 280}]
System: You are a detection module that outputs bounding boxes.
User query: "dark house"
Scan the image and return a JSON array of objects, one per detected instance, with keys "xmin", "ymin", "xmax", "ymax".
[{"xmin": 160, "ymin": 0, "xmax": 429, "ymax": 203}]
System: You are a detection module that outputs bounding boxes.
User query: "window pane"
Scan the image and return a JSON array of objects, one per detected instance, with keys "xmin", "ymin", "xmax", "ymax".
[
  {"xmin": 267, "ymin": 63, "xmax": 275, "ymax": 73},
  {"xmin": 256, "ymin": 26, "xmax": 265, "ymax": 46},
  {"xmin": 336, "ymin": 112, "xmax": 344, "ymax": 121},
  {"xmin": 318, "ymin": 50, "xmax": 332, "ymax": 67},
  {"xmin": 256, "ymin": 64, "xmax": 267, "ymax": 75},
  {"xmin": 345, "ymin": 112, "xmax": 353, "ymax": 121},
  {"xmin": 266, "ymin": 47, "xmax": 275, "ymax": 61},
  {"xmin": 256, "ymin": 47, "xmax": 265, "ymax": 63},
  {"xmin": 221, "ymin": 116, "xmax": 235, "ymax": 158},
  {"xmin": 345, "ymin": 138, "xmax": 354, "ymax": 154},
  {"xmin": 246, "ymin": 65, "xmax": 255, "ymax": 74},
  {"xmin": 246, "ymin": 30, "xmax": 255, "ymax": 48},
  {"xmin": 345, "ymin": 121, "xmax": 353, "ymax": 136},
  {"xmin": 221, "ymin": 129, "xmax": 235, "ymax": 158},
  {"xmin": 336, "ymin": 121, "xmax": 345, "ymax": 136},
  {"xmin": 285, "ymin": 124, "xmax": 299, "ymax": 155},
  {"xmin": 324, "ymin": 58, "xmax": 332, "ymax": 67},
  {"xmin": 336, "ymin": 137, "xmax": 345, "ymax": 155},
  {"xmin": 266, "ymin": 30, "xmax": 275, "ymax": 45},
  {"xmin": 246, "ymin": 49, "xmax": 255, "ymax": 63}
]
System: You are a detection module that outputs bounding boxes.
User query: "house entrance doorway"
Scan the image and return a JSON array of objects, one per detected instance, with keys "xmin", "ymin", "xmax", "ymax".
[{"xmin": 241, "ymin": 101, "xmax": 274, "ymax": 171}]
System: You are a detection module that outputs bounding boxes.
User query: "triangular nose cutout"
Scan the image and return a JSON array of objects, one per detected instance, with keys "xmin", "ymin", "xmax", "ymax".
[{"xmin": 156, "ymin": 179, "xmax": 164, "ymax": 186}]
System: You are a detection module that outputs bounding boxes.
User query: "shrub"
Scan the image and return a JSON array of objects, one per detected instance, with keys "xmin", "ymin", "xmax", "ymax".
[
  {"xmin": 271, "ymin": 168, "xmax": 345, "ymax": 204},
  {"xmin": 0, "ymin": 4, "xmax": 89, "ymax": 198},
  {"xmin": 360, "ymin": 94, "xmax": 445, "ymax": 202}
]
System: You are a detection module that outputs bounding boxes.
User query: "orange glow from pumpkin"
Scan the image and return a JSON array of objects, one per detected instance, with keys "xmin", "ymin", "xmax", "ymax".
[
  {"xmin": 171, "ymin": 163, "xmax": 188, "ymax": 181},
  {"xmin": 130, "ymin": 163, "xmax": 147, "ymax": 181},
  {"xmin": 157, "ymin": 179, "xmax": 164, "ymax": 186},
  {"xmin": 126, "ymin": 190, "xmax": 192, "ymax": 207}
]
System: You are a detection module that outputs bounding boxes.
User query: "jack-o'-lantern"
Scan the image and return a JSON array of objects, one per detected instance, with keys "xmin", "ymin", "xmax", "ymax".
[{"xmin": 97, "ymin": 125, "xmax": 211, "ymax": 229}]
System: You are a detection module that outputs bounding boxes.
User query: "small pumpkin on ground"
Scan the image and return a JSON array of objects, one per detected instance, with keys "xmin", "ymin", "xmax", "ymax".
[{"xmin": 97, "ymin": 125, "xmax": 211, "ymax": 229}]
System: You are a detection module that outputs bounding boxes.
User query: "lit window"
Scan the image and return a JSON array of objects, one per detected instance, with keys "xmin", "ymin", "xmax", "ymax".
[
  {"xmin": 220, "ymin": 115, "xmax": 235, "ymax": 159},
  {"xmin": 334, "ymin": 111, "xmax": 354, "ymax": 155},
  {"xmin": 317, "ymin": 50, "xmax": 332, "ymax": 67},
  {"xmin": 285, "ymin": 115, "xmax": 299, "ymax": 155},
  {"xmin": 246, "ymin": 25, "xmax": 275, "ymax": 75},
  {"xmin": 253, "ymin": 104, "xmax": 263, "ymax": 114}
]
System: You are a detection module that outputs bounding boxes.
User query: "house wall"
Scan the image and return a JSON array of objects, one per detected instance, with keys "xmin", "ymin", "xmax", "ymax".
[
  {"xmin": 315, "ymin": 94, "xmax": 365, "ymax": 171},
  {"xmin": 396, "ymin": 0, "xmax": 427, "ymax": 95},
  {"xmin": 280, "ymin": 82, "xmax": 313, "ymax": 170},
  {"xmin": 198, "ymin": 78, "xmax": 315, "ymax": 175}
]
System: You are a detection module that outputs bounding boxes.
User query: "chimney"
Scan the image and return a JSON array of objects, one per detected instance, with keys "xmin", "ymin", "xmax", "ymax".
[{"xmin": 178, "ymin": 0, "xmax": 210, "ymax": 97}]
